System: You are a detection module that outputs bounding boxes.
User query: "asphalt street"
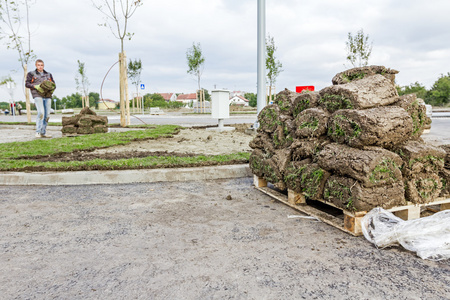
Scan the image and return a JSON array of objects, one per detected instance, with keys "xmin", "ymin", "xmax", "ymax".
[
  {"xmin": 0, "ymin": 111, "xmax": 257, "ymax": 127},
  {"xmin": 1, "ymin": 113, "xmax": 449, "ymax": 145}
]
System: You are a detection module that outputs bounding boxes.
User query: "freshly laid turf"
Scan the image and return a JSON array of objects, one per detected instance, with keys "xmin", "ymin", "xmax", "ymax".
[{"xmin": 0, "ymin": 125, "xmax": 250, "ymax": 171}]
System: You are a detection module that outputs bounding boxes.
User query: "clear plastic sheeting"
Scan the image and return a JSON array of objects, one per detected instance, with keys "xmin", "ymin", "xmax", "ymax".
[{"xmin": 361, "ymin": 207, "xmax": 450, "ymax": 261}]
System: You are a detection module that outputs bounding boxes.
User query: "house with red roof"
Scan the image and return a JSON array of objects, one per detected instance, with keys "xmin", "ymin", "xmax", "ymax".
[
  {"xmin": 229, "ymin": 95, "xmax": 249, "ymax": 106},
  {"xmin": 176, "ymin": 93, "xmax": 197, "ymax": 104},
  {"xmin": 158, "ymin": 93, "xmax": 177, "ymax": 102}
]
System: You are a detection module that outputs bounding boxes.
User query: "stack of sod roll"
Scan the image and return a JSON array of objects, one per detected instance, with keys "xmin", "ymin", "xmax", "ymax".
[{"xmin": 249, "ymin": 65, "xmax": 447, "ymax": 212}]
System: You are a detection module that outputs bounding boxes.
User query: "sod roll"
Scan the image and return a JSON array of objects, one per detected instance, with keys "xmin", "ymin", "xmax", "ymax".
[
  {"xmin": 331, "ymin": 65, "xmax": 399, "ymax": 85},
  {"xmin": 327, "ymin": 106, "xmax": 413, "ymax": 148},
  {"xmin": 317, "ymin": 143, "xmax": 403, "ymax": 187},
  {"xmin": 292, "ymin": 91, "xmax": 320, "ymax": 117},
  {"xmin": 323, "ymin": 175, "xmax": 406, "ymax": 212},
  {"xmin": 319, "ymin": 74, "xmax": 399, "ymax": 113},
  {"xmin": 294, "ymin": 108, "xmax": 330, "ymax": 138}
]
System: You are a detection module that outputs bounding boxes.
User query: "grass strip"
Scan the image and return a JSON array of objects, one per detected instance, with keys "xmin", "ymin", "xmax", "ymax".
[
  {"xmin": 0, "ymin": 152, "xmax": 250, "ymax": 171},
  {"xmin": 0, "ymin": 125, "xmax": 180, "ymax": 159}
]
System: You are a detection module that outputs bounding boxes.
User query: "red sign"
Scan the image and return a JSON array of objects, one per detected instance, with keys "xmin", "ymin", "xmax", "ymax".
[{"xmin": 296, "ymin": 86, "xmax": 315, "ymax": 93}]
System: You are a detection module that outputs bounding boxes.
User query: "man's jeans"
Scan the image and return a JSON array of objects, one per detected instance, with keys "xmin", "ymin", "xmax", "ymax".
[{"xmin": 35, "ymin": 97, "xmax": 51, "ymax": 135}]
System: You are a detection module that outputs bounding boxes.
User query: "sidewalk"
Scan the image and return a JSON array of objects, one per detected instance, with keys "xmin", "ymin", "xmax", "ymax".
[{"xmin": 0, "ymin": 165, "xmax": 252, "ymax": 186}]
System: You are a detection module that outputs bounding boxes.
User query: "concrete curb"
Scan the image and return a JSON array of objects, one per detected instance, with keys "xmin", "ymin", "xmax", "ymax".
[{"xmin": 0, "ymin": 164, "xmax": 252, "ymax": 186}]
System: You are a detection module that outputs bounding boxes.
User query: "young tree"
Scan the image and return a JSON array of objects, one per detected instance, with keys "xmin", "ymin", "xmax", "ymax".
[
  {"xmin": 346, "ymin": 29, "xmax": 372, "ymax": 68},
  {"xmin": 92, "ymin": 0, "xmax": 143, "ymax": 126},
  {"xmin": 186, "ymin": 42, "xmax": 205, "ymax": 110},
  {"xmin": 0, "ymin": 76, "xmax": 15, "ymax": 108},
  {"xmin": 127, "ymin": 58, "xmax": 142, "ymax": 112},
  {"xmin": 128, "ymin": 58, "xmax": 142, "ymax": 95},
  {"xmin": 186, "ymin": 42, "xmax": 205, "ymax": 92},
  {"xmin": 197, "ymin": 88, "xmax": 210, "ymax": 101},
  {"xmin": 0, "ymin": 0, "xmax": 36, "ymax": 122},
  {"xmin": 266, "ymin": 35, "xmax": 283, "ymax": 104},
  {"xmin": 0, "ymin": 75, "xmax": 14, "ymax": 86},
  {"xmin": 75, "ymin": 60, "xmax": 90, "ymax": 107},
  {"xmin": 92, "ymin": 0, "xmax": 142, "ymax": 53}
]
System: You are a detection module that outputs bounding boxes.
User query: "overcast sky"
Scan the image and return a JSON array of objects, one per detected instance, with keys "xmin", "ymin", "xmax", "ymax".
[{"xmin": 1, "ymin": 0, "xmax": 450, "ymax": 102}]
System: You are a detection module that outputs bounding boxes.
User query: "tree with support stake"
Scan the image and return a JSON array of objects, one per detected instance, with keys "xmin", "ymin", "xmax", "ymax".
[
  {"xmin": 266, "ymin": 34, "xmax": 283, "ymax": 105},
  {"xmin": 92, "ymin": 0, "xmax": 143, "ymax": 127},
  {"xmin": 0, "ymin": 76, "xmax": 16, "ymax": 120},
  {"xmin": 186, "ymin": 42, "xmax": 205, "ymax": 113},
  {"xmin": 0, "ymin": 0, "xmax": 36, "ymax": 123},
  {"xmin": 128, "ymin": 58, "xmax": 143, "ymax": 113},
  {"xmin": 75, "ymin": 60, "xmax": 90, "ymax": 108}
]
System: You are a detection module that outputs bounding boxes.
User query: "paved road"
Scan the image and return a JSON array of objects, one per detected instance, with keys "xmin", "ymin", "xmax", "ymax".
[
  {"xmin": 0, "ymin": 112, "xmax": 257, "ymax": 143},
  {"xmin": 422, "ymin": 118, "xmax": 450, "ymax": 146},
  {"xmin": 2, "ymin": 114, "xmax": 449, "ymax": 145},
  {"xmin": 0, "ymin": 178, "xmax": 448, "ymax": 299},
  {"xmin": 0, "ymin": 112, "xmax": 257, "ymax": 127}
]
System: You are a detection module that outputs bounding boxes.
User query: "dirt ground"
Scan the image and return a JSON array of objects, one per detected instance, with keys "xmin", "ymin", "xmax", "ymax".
[
  {"xmin": 90, "ymin": 125, "xmax": 254, "ymax": 157},
  {"xmin": 1, "ymin": 178, "xmax": 449, "ymax": 299}
]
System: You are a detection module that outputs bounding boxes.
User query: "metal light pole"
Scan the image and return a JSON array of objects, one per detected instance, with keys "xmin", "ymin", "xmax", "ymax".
[{"xmin": 256, "ymin": 0, "xmax": 266, "ymax": 123}]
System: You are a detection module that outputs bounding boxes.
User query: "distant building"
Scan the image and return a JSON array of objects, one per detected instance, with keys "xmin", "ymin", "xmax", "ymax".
[
  {"xmin": 230, "ymin": 91, "xmax": 245, "ymax": 97},
  {"xmin": 97, "ymin": 98, "xmax": 118, "ymax": 110},
  {"xmin": 229, "ymin": 95, "xmax": 249, "ymax": 106},
  {"xmin": 176, "ymin": 93, "xmax": 197, "ymax": 104},
  {"xmin": 158, "ymin": 93, "xmax": 177, "ymax": 102}
]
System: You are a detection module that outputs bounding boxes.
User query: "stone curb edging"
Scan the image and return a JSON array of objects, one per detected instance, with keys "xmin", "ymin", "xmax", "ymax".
[{"xmin": 0, "ymin": 164, "xmax": 252, "ymax": 186}]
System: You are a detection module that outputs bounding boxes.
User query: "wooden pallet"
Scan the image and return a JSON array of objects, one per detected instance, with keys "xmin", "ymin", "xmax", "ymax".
[{"xmin": 254, "ymin": 175, "xmax": 450, "ymax": 236}]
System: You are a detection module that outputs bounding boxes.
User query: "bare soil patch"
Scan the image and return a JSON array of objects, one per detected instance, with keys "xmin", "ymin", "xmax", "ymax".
[{"xmin": 90, "ymin": 125, "xmax": 254, "ymax": 157}]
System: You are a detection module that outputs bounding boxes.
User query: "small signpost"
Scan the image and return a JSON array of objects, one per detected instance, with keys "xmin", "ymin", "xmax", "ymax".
[{"xmin": 140, "ymin": 83, "xmax": 145, "ymax": 114}]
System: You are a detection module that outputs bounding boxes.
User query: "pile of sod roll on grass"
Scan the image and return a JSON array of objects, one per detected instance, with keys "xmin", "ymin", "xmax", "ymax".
[
  {"xmin": 0, "ymin": 125, "xmax": 250, "ymax": 172},
  {"xmin": 250, "ymin": 65, "xmax": 450, "ymax": 212}
]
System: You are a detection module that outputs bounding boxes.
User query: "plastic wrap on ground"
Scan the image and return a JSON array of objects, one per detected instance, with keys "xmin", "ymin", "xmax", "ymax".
[{"xmin": 361, "ymin": 207, "xmax": 450, "ymax": 261}]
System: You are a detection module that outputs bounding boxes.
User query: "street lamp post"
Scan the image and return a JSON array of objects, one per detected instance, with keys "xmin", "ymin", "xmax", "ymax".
[{"xmin": 257, "ymin": 0, "xmax": 266, "ymax": 124}]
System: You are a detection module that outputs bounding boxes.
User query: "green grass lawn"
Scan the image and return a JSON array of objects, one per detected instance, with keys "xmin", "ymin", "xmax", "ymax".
[{"xmin": 0, "ymin": 125, "xmax": 250, "ymax": 171}]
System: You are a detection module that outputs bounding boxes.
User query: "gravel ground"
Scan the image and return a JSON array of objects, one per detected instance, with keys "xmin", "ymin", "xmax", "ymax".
[{"xmin": 1, "ymin": 178, "xmax": 449, "ymax": 299}]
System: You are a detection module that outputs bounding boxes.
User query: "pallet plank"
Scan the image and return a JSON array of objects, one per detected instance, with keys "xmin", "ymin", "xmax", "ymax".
[
  {"xmin": 441, "ymin": 202, "xmax": 450, "ymax": 210},
  {"xmin": 394, "ymin": 206, "xmax": 421, "ymax": 220},
  {"xmin": 288, "ymin": 189, "xmax": 306, "ymax": 205},
  {"xmin": 254, "ymin": 175, "xmax": 267, "ymax": 188},
  {"xmin": 256, "ymin": 186, "xmax": 358, "ymax": 236},
  {"xmin": 254, "ymin": 176, "xmax": 450, "ymax": 237}
]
